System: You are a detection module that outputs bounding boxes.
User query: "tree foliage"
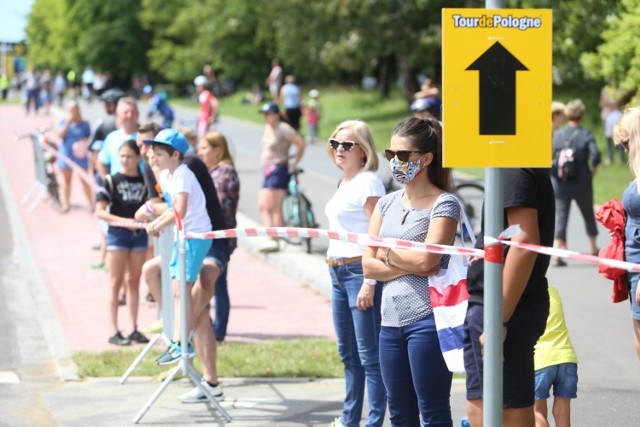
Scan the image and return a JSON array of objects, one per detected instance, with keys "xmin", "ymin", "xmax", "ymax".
[
  {"xmin": 25, "ymin": 0, "xmax": 70, "ymax": 70},
  {"xmin": 26, "ymin": 0, "xmax": 151, "ymax": 79},
  {"xmin": 23, "ymin": 0, "xmax": 637, "ymax": 97},
  {"xmin": 581, "ymin": 0, "xmax": 640, "ymax": 99}
]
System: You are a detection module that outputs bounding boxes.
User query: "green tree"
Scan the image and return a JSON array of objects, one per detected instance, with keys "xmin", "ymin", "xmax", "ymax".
[
  {"xmin": 25, "ymin": 0, "xmax": 70, "ymax": 71},
  {"xmin": 580, "ymin": 0, "xmax": 640, "ymax": 100},
  {"xmin": 507, "ymin": 0, "xmax": 622, "ymax": 86},
  {"xmin": 27, "ymin": 0, "xmax": 151, "ymax": 79},
  {"xmin": 65, "ymin": 0, "xmax": 151, "ymax": 79},
  {"xmin": 140, "ymin": 0, "xmax": 271, "ymax": 86}
]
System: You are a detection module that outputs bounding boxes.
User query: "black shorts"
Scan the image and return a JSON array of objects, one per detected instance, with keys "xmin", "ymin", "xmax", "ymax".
[{"xmin": 463, "ymin": 298, "xmax": 549, "ymax": 408}]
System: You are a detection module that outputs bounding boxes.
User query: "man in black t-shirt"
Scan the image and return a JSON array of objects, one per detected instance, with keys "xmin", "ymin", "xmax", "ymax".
[{"xmin": 463, "ymin": 168, "xmax": 555, "ymax": 426}]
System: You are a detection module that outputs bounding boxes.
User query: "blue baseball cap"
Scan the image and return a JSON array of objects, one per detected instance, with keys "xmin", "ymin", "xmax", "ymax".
[{"xmin": 143, "ymin": 128, "xmax": 189, "ymax": 154}]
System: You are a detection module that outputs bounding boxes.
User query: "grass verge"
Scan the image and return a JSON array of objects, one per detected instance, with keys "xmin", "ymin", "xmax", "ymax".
[{"xmin": 73, "ymin": 338, "xmax": 342, "ymax": 379}]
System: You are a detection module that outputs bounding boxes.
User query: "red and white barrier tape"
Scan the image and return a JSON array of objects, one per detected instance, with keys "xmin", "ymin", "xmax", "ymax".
[
  {"xmin": 486, "ymin": 225, "xmax": 640, "ymax": 273},
  {"xmin": 186, "ymin": 226, "xmax": 484, "ymax": 257},
  {"xmin": 108, "ymin": 219, "xmax": 149, "ymax": 229},
  {"xmin": 486, "ymin": 237, "xmax": 640, "ymax": 273},
  {"xmin": 112, "ymin": 212, "xmax": 640, "ymax": 274}
]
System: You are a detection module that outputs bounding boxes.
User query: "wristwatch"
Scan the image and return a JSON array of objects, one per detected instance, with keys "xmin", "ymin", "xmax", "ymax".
[{"xmin": 363, "ymin": 278, "xmax": 377, "ymax": 286}]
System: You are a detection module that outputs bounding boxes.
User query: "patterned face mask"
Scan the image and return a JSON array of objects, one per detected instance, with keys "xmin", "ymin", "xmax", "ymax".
[{"xmin": 390, "ymin": 156, "xmax": 424, "ymax": 185}]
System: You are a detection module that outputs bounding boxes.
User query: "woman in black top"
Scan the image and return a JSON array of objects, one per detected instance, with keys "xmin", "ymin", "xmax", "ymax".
[{"xmin": 95, "ymin": 140, "xmax": 149, "ymax": 346}]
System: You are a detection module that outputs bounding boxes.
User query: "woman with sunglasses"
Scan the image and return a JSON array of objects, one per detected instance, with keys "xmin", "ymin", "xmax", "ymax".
[
  {"xmin": 257, "ymin": 102, "xmax": 305, "ymax": 252},
  {"xmin": 325, "ymin": 121, "xmax": 387, "ymax": 427},
  {"xmin": 363, "ymin": 116, "xmax": 459, "ymax": 426}
]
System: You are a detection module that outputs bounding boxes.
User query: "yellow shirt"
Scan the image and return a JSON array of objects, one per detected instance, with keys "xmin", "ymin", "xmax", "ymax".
[{"xmin": 534, "ymin": 286, "xmax": 578, "ymax": 370}]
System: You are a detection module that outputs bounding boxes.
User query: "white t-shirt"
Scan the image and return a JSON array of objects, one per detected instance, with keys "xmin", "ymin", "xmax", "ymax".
[
  {"xmin": 160, "ymin": 164, "xmax": 212, "ymax": 233},
  {"xmin": 325, "ymin": 171, "xmax": 385, "ymax": 258}
]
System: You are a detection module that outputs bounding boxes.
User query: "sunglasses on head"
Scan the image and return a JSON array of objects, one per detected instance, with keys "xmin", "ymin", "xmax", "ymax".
[
  {"xmin": 384, "ymin": 149, "xmax": 427, "ymax": 162},
  {"xmin": 329, "ymin": 138, "xmax": 358, "ymax": 151}
]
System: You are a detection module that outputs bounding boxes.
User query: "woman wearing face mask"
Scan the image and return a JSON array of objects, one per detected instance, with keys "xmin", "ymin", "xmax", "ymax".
[
  {"xmin": 363, "ymin": 116, "xmax": 459, "ymax": 426},
  {"xmin": 325, "ymin": 121, "xmax": 387, "ymax": 427}
]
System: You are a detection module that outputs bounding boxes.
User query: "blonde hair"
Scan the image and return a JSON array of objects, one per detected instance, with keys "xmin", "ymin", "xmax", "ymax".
[
  {"xmin": 202, "ymin": 131, "xmax": 235, "ymax": 167},
  {"xmin": 551, "ymin": 101, "xmax": 565, "ymax": 116},
  {"xmin": 613, "ymin": 106, "xmax": 640, "ymax": 180},
  {"xmin": 564, "ymin": 99, "xmax": 586, "ymax": 121},
  {"xmin": 326, "ymin": 120, "xmax": 379, "ymax": 172},
  {"xmin": 179, "ymin": 127, "xmax": 198, "ymax": 148}
]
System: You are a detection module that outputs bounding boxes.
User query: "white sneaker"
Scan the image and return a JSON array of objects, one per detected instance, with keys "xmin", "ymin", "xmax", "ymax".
[
  {"xmin": 328, "ymin": 417, "xmax": 347, "ymax": 427},
  {"xmin": 179, "ymin": 378, "xmax": 224, "ymax": 404}
]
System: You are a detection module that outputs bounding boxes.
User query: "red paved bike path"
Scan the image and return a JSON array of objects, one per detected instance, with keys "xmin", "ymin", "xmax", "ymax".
[{"xmin": 0, "ymin": 105, "xmax": 334, "ymax": 353}]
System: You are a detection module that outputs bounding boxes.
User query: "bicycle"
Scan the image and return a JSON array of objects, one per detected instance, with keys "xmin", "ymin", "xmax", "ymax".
[
  {"xmin": 282, "ymin": 168, "xmax": 318, "ymax": 254},
  {"xmin": 453, "ymin": 180, "xmax": 484, "ymax": 242},
  {"xmin": 15, "ymin": 129, "xmax": 62, "ymax": 210}
]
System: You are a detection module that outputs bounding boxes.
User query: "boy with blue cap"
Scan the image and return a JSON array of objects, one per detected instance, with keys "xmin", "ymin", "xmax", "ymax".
[{"xmin": 144, "ymin": 129, "xmax": 212, "ymax": 363}]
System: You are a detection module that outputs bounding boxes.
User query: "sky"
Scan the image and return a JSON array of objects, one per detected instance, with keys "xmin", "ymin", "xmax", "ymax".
[{"xmin": 0, "ymin": 0, "xmax": 34, "ymax": 43}]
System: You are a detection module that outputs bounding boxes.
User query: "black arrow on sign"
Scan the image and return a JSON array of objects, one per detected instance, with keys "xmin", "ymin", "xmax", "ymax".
[{"xmin": 466, "ymin": 41, "xmax": 528, "ymax": 135}]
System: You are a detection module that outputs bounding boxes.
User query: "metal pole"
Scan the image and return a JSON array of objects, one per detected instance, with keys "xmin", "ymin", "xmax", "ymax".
[
  {"xmin": 178, "ymin": 228, "xmax": 190, "ymax": 387},
  {"xmin": 483, "ymin": 2, "xmax": 505, "ymax": 427},
  {"xmin": 133, "ymin": 226, "xmax": 231, "ymax": 423}
]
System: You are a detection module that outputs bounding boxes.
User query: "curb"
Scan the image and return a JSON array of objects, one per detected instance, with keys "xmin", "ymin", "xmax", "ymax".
[
  {"xmin": 235, "ymin": 212, "xmax": 332, "ymax": 301},
  {"xmin": 0, "ymin": 154, "xmax": 79, "ymax": 382}
]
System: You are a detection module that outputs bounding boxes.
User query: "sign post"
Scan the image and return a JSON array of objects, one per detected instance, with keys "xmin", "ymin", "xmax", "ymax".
[{"xmin": 443, "ymin": 3, "xmax": 552, "ymax": 426}]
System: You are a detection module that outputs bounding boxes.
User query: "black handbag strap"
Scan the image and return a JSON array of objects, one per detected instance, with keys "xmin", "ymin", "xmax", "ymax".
[{"xmin": 563, "ymin": 128, "xmax": 579, "ymax": 149}]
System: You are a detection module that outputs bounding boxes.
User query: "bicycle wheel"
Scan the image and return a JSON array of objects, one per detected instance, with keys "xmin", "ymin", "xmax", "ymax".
[
  {"xmin": 454, "ymin": 182, "xmax": 484, "ymax": 242},
  {"xmin": 293, "ymin": 193, "xmax": 313, "ymax": 253},
  {"xmin": 46, "ymin": 171, "xmax": 62, "ymax": 208},
  {"xmin": 282, "ymin": 194, "xmax": 303, "ymax": 246}
]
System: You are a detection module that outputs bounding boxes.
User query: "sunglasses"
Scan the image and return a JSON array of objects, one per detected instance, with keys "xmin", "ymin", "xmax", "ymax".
[
  {"xmin": 329, "ymin": 139, "xmax": 358, "ymax": 152},
  {"xmin": 384, "ymin": 149, "xmax": 427, "ymax": 162}
]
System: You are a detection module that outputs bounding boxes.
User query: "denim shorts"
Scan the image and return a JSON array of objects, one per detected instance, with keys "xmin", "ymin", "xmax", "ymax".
[
  {"xmin": 106, "ymin": 227, "xmax": 148, "ymax": 252},
  {"xmin": 464, "ymin": 299, "xmax": 549, "ymax": 408},
  {"xmin": 169, "ymin": 238, "xmax": 212, "ymax": 283},
  {"xmin": 262, "ymin": 164, "xmax": 289, "ymax": 190},
  {"xmin": 534, "ymin": 363, "xmax": 578, "ymax": 400},
  {"xmin": 205, "ymin": 239, "xmax": 230, "ymax": 273},
  {"xmin": 628, "ymin": 272, "xmax": 640, "ymax": 320}
]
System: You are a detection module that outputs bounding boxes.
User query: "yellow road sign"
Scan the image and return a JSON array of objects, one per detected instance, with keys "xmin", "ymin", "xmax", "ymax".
[{"xmin": 442, "ymin": 8, "xmax": 552, "ymax": 167}]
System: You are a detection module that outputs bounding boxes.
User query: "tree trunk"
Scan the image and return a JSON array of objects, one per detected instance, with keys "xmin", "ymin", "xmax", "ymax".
[{"xmin": 380, "ymin": 53, "xmax": 396, "ymax": 98}]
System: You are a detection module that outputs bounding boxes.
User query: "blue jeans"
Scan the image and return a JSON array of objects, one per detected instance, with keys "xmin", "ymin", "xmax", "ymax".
[
  {"xmin": 330, "ymin": 262, "xmax": 386, "ymax": 427},
  {"xmin": 207, "ymin": 243, "xmax": 232, "ymax": 340},
  {"xmin": 213, "ymin": 260, "xmax": 231, "ymax": 340},
  {"xmin": 380, "ymin": 315, "xmax": 453, "ymax": 427}
]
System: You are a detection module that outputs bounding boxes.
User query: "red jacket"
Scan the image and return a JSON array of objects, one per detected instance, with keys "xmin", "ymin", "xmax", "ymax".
[{"xmin": 595, "ymin": 198, "xmax": 629, "ymax": 303}]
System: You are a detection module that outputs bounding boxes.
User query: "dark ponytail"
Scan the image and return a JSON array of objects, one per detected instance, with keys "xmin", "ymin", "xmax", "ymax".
[{"xmin": 391, "ymin": 116, "xmax": 452, "ymax": 192}]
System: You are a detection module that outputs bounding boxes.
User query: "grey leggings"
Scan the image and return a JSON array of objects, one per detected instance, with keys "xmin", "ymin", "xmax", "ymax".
[{"xmin": 554, "ymin": 194, "xmax": 598, "ymax": 241}]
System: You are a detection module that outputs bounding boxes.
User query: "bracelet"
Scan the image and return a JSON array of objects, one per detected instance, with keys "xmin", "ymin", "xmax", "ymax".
[
  {"xmin": 383, "ymin": 248, "xmax": 391, "ymax": 266},
  {"xmin": 363, "ymin": 278, "xmax": 377, "ymax": 286}
]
